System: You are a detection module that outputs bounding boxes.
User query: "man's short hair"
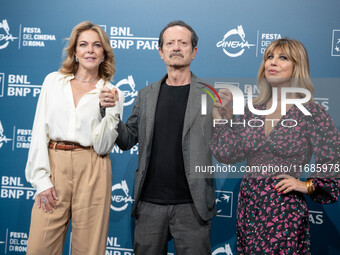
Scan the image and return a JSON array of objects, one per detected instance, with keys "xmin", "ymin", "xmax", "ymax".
[{"xmin": 158, "ymin": 20, "xmax": 198, "ymax": 51}]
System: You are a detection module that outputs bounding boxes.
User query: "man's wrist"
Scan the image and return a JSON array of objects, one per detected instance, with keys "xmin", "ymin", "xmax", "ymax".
[{"xmin": 100, "ymin": 104, "xmax": 106, "ymax": 118}]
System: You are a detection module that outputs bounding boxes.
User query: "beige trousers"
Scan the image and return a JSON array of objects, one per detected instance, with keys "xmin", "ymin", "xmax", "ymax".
[{"xmin": 27, "ymin": 148, "xmax": 112, "ymax": 255}]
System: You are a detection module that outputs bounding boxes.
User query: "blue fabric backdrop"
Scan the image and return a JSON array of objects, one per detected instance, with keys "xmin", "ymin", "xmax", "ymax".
[{"xmin": 1, "ymin": 0, "xmax": 339, "ymax": 254}]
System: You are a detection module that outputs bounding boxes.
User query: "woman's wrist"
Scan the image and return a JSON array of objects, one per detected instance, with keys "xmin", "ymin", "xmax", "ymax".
[{"xmin": 306, "ymin": 179, "xmax": 315, "ymax": 196}]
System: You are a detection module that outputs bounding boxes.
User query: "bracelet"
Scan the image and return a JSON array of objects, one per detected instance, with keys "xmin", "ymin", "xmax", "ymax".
[
  {"xmin": 306, "ymin": 179, "xmax": 315, "ymax": 196},
  {"xmin": 306, "ymin": 179, "xmax": 311, "ymax": 195}
]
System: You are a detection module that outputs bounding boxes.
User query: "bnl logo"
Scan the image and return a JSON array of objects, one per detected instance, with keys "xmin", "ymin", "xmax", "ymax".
[{"xmin": 331, "ymin": 30, "xmax": 340, "ymax": 56}]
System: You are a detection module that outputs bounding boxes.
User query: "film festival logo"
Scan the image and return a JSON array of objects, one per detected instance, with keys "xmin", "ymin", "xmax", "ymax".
[
  {"xmin": 212, "ymin": 243, "xmax": 233, "ymax": 255},
  {"xmin": 217, "ymin": 25, "xmax": 255, "ymax": 57},
  {"xmin": 0, "ymin": 19, "xmax": 18, "ymax": 50},
  {"xmin": 115, "ymin": 75, "xmax": 138, "ymax": 106},
  {"xmin": 111, "ymin": 180, "xmax": 134, "ymax": 212},
  {"xmin": 0, "ymin": 230, "xmax": 28, "ymax": 253},
  {"xmin": 99, "ymin": 25, "xmax": 107, "ymax": 32},
  {"xmin": 331, "ymin": 29, "xmax": 340, "ymax": 56},
  {"xmin": 215, "ymin": 191, "xmax": 233, "ymax": 218},
  {"xmin": 0, "ymin": 73, "xmax": 4, "ymax": 97},
  {"xmin": 0, "ymin": 121, "xmax": 12, "ymax": 149}
]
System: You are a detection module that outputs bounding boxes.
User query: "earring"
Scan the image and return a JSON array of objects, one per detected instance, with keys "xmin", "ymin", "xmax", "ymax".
[
  {"xmin": 101, "ymin": 58, "xmax": 104, "ymax": 63},
  {"xmin": 75, "ymin": 57, "xmax": 79, "ymax": 62}
]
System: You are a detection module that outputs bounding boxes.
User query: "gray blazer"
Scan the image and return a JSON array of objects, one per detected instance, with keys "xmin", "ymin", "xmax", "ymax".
[{"xmin": 116, "ymin": 73, "xmax": 216, "ymax": 221}]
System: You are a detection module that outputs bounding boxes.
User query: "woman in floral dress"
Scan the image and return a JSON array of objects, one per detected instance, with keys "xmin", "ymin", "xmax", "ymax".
[{"xmin": 210, "ymin": 38, "xmax": 339, "ymax": 254}]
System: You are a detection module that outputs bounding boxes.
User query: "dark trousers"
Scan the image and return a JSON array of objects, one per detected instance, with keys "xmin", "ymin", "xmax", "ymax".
[{"xmin": 134, "ymin": 201, "xmax": 211, "ymax": 255}]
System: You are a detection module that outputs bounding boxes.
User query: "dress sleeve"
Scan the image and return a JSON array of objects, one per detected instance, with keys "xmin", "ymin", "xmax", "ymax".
[
  {"xmin": 210, "ymin": 113, "xmax": 248, "ymax": 164},
  {"xmin": 25, "ymin": 74, "xmax": 53, "ymax": 194},
  {"xmin": 307, "ymin": 103, "xmax": 340, "ymax": 204},
  {"xmin": 91, "ymin": 89, "xmax": 125, "ymax": 155}
]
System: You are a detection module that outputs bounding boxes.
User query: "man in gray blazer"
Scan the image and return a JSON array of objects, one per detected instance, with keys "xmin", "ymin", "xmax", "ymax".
[{"xmin": 101, "ymin": 20, "xmax": 216, "ymax": 255}]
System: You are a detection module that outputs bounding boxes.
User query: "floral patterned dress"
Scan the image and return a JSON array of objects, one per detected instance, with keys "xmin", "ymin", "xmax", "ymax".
[{"xmin": 210, "ymin": 102, "xmax": 339, "ymax": 254}]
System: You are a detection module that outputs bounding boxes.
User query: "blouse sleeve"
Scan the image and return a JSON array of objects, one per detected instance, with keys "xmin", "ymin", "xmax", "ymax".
[
  {"xmin": 307, "ymin": 103, "xmax": 340, "ymax": 204},
  {"xmin": 25, "ymin": 74, "xmax": 53, "ymax": 195},
  {"xmin": 91, "ymin": 88, "xmax": 124, "ymax": 155},
  {"xmin": 210, "ymin": 113, "xmax": 248, "ymax": 164}
]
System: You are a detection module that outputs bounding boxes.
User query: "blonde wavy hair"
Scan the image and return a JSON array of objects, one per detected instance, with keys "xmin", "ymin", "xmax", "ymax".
[
  {"xmin": 254, "ymin": 38, "xmax": 314, "ymax": 105},
  {"xmin": 59, "ymin": 21, "xmax": 115, "ymax": 81}
]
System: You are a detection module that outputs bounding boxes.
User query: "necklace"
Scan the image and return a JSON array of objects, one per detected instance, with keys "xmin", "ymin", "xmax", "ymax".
[{"xmin": 75, "ymin": 74, "xmax": 98, "ymax": 84}]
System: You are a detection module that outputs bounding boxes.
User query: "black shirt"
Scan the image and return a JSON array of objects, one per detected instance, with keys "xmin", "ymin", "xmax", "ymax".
[{"xmin": 140, "ymin": 80, "xmax": 193, "ymax": 204}]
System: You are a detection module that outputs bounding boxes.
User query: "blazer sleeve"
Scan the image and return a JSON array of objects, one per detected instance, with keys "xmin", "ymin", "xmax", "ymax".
[{"xmin": 115, "ymin": 91, "xmax": 140, "ymax": 150}]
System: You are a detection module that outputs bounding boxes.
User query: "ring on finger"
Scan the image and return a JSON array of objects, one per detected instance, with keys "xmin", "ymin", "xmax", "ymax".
[{"xmin": 41, "ymin": 197, "xmax": 47, "ymax": 205}]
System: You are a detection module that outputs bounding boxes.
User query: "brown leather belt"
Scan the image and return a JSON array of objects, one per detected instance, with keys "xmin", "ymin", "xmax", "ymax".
[{"xmin": 48, "ymin": 141, "xmax": 92, "ymax": 150}]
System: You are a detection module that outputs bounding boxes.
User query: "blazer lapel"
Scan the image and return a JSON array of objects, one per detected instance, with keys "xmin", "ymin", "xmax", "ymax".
[
  {"xmin": 145, "ymin": 75, "xmax": 165, "ymax": 145},
  {"xmin": 182, "ymin": 73, "xmax": 204, "ymax": 142}
]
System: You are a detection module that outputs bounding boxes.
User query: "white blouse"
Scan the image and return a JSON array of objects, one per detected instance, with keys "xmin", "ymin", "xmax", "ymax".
[{"xmin": 25, "ymin": 71, "xmax": 124, "ymax": 194}]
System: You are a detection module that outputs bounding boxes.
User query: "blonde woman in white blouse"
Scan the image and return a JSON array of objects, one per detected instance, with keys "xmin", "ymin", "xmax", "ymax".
[{"xmin": 25, "ymin": 21, "xmax": 124, "ymax": 255}]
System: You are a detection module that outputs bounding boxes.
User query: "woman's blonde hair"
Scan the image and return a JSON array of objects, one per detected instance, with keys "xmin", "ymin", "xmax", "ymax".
[
  {"xmin": 59, "ymin": 21, "xmax": 115, "ymax": 81},
  {"xmin": 254, "ymin": 38, "xmax": 314, "ymax": 105}
]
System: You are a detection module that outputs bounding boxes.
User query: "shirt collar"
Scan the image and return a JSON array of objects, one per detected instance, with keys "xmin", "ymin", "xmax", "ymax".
[{"xmin": 57, "ymin": 72, "xmax": 73, "ymax": 83}]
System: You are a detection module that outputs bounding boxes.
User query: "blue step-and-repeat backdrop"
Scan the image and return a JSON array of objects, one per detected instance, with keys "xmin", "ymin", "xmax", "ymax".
[{"xmin": 1, "ymin": 0, "xmax": 339, "ymax": 254}]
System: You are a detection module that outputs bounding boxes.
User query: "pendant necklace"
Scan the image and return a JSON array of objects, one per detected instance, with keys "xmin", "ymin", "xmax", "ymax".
[{"xmin": 75, "ymin": 74, "xmax": 98, "ymax": 84}]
